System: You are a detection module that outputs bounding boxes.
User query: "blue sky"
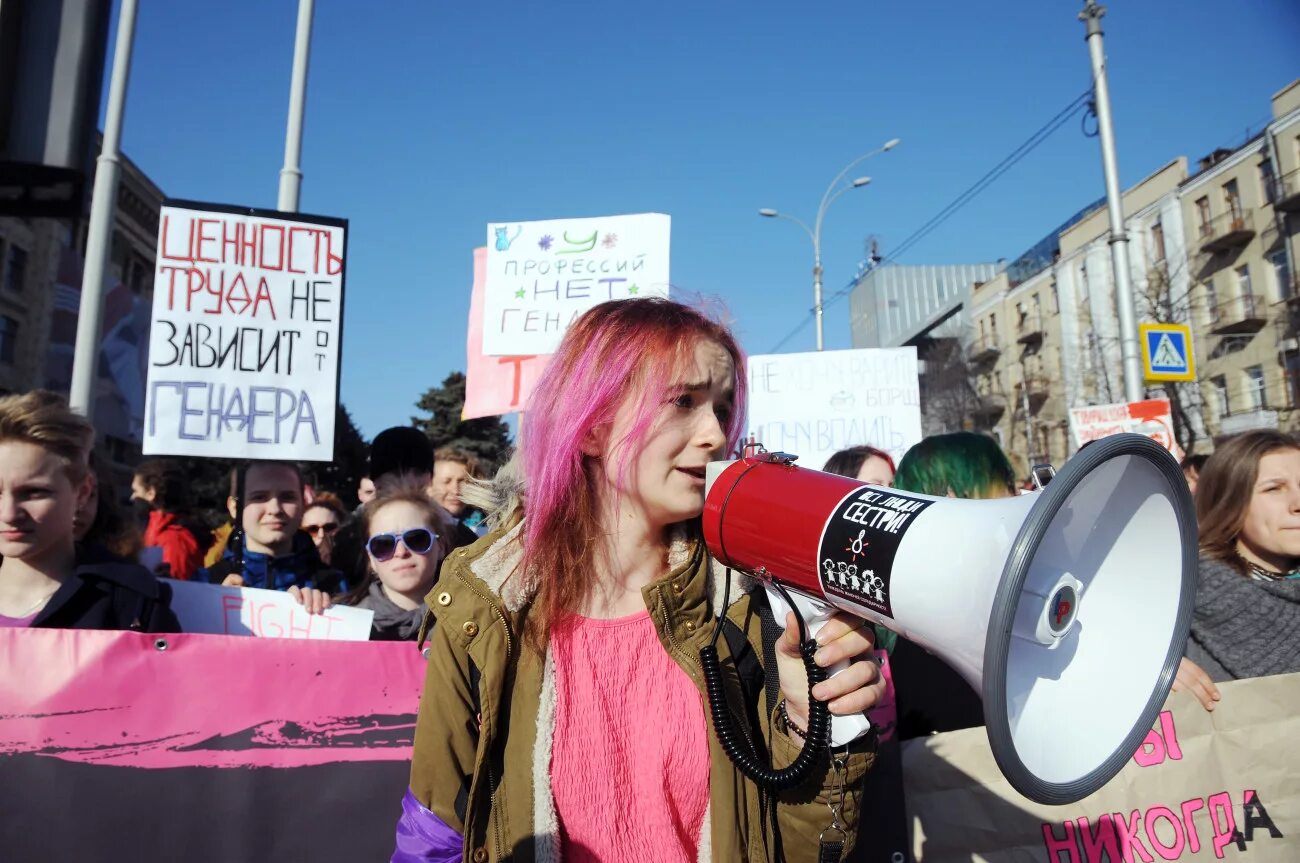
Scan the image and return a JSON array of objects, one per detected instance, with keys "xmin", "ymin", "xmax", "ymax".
[{"xmin": 105, "ymin": 1, "xmax": 1300, "ymax": 439}]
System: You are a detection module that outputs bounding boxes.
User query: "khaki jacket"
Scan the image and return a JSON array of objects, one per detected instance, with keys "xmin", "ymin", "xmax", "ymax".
[{"xmin": 408, "ymin": 518, "xmax": 876, "ymax": 862}]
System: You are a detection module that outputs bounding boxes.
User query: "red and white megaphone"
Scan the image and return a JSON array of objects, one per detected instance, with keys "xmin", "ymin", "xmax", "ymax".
[{"xmin": 703, "ymin": 433, "xmax": 1196, "ymax": 804}]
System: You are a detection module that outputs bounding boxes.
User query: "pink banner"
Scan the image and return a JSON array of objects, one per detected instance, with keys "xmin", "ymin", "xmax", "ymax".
[
  {"xmin": 462, "ymin": 246, "xmax": 552, "ymax": 419},
  {"xmin": 0, "ymin": 628, "xmax": 425, "ymax": 769}
]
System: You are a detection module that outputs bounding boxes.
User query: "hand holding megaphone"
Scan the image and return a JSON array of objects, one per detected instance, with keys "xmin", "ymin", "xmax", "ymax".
[{"xmin": 767, "ymin": 588, "xmax": 877, "ymax": 747}]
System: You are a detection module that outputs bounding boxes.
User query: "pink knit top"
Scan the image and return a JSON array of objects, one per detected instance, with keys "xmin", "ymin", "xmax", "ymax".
[{"xmin": 551, "ymin": 609, "xmax": 710, "ymax": 862}]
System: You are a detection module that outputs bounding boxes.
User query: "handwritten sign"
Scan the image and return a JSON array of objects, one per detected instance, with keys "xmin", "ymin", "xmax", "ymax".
[
  {"xmin": 143, "ymin": 200, "xmax": 347, "ymax": 461},
  {"xmin": 903, "ymin": 673, "xmax": 1299, "ymax": 862},
  {"xmin": 747, "ymin": 348, "xmax": 923, "ymax": 470},
  {"xmin": 463, "ymin": 247, "xmax": 553, "ymax": 419},
  {"xmin": 165, "ymin": 578, "xmax": 373, "ymax": 641},
  {"xmin": 1070, "ymin": 398, "xmax": 1183, "ymax": 460},
  {"xmin": 482, "ymin": 213, "xmax": 670, "ymax": 356}
]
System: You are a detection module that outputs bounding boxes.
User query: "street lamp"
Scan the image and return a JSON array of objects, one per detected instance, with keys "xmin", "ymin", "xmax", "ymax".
[{"xmin": 760, "ymin": 138, "xmax": 900, "ymax": 351}]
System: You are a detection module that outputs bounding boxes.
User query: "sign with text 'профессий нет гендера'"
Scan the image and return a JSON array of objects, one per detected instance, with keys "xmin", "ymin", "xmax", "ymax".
[
  {"xmin": 746, "ymin": 347, "xmax": 923, "ymax": 471},
  {"xmin": 143, "ymin": 201, "xmax": 346, "ymax": 461},
  {"xmin": 482, "ymin": 213, "xmax": 670, "ymax": 356}
]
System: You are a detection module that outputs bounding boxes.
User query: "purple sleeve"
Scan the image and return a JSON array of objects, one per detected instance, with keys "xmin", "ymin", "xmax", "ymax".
[{"xmin": 392, "ymin": 788, "xmax": 464, "ymax": 863}]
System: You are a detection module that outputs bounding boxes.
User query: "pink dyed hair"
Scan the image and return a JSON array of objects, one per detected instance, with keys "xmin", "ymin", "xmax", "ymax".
[{"xmin": 517, "ymin": 297, "xmax": 747, "ymax": 651}]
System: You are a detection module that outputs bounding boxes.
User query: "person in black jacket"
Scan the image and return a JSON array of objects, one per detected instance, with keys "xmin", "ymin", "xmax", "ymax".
[{"xmin": 0, "ymin": 390, "xmax": 178, "ymax": 632}]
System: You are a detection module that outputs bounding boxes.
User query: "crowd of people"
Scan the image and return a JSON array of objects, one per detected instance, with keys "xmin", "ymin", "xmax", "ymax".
[{"xmin": 1, "ymin": 297, "xmax": 1298, "ymax": 861}]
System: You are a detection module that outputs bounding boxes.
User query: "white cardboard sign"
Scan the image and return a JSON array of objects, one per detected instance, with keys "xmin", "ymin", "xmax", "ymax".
[
  {"xmin": 143, "ymin": 201, "xmax": 346, "ymax": 461},
  {"xmin": 165, "ymin": 579, "xmax": 374, "ymax": 641},
  {"xmin": 482, "ymin": 213, "xmax": 670, "ymax": 356},
  {"xmin": 747, "ymin": 348, "xmax": 923, "ymax": 471}
]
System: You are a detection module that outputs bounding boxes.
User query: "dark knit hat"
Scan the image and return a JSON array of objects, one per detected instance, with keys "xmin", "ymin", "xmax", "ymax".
[{"xmin": 368, "ymin": 427, "xmax": 434, "ymax": 481}]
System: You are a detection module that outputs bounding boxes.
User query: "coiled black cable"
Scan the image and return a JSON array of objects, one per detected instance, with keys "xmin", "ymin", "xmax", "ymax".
[{"xmin": 701, "ymin": 558, "xmax": 832, "ymax": 790}]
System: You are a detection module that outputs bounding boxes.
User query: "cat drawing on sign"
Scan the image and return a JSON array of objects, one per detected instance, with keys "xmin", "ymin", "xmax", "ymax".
[{"xmin": 494, "ymin": 225, "xmax": 522, "ymax": 251}]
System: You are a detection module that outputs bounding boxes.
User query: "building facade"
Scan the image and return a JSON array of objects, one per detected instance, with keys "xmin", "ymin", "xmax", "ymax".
[
  {"xmin": 0, "ymin": 141, "xmax": 164, "ymax": 489},
  {"xmin": 1179, "ymin": 80, "xmax": 1300, "ymax": 437}
]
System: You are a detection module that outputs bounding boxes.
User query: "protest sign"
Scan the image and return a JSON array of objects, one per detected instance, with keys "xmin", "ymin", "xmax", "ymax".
[
  {"xmin": 482, "ymin": 212, "xmax": 670, "ymax": 356},
  {"xmin": 464, "ymin": 246, "xmax": 553, "ymax": 419},
  {"xmin": 747, "ymin": 348, "xmax": 923, "ymax": 470},
  {"xmin": 0, "ymin": 628, "xmax": 421, "ymax": 861},
  {"xmin": 1070, "ymin": 398, "xmax": 1183, "ymax": 459},
  {"xmin": 143, "ymin": 200, "xmax": 347, "ymax": 461},
  {"xmin": 902, "ymin": 673, "xmax": 1299, "ymax": 862},
  {"xmin": 165, "ymin": 578, "xmax": 374, "ymax": 641}
]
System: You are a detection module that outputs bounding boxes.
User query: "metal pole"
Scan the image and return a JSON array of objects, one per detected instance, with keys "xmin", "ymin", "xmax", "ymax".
[
  {"xmin": 1081, "ymin": 1, "xmax": 1144, "ymax": 404},
  {"xmin": 277, "ymin": 0, "xmax": 315, "ymax": 212},
  {"xmin": 813, "ymin": 246, "xmax": 824, "ymax": 352},
  {"xmin": 68, "ymin": 0, "xmax": 139, "ymax": 418}
]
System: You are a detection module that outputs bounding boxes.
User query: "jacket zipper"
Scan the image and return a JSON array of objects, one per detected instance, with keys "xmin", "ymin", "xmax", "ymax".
[{"xmin": 457, "ymin": 563, "xmax": 511, "ymax": 860}]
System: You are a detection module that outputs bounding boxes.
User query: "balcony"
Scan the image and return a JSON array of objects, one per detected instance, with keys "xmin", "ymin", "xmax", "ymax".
[
  {"xmin": 1274, "ymin": 168, "xmax": 1300, "ymax": 213},
  {"xmin": 1209, "ymin": 293, "xmax": 1267, "ymax": 335},
  {"xmin": 1198, "ymin": 209, "xmax": 1256, "ymax": 253},
  {"xmin": 1015, "ymin": 311, "xmax": 1045, "ymax": 346},
  {"xmin": 1017, "ymin": 374, "xmax": 1051, "ymax": 413},
  {"xmin": 969, "ymin": 335, "xmax": 1001, "ymax": 366},
  {"xmin": 970, "ymin": 391, "xmax": 1006, "ymax": 426}
]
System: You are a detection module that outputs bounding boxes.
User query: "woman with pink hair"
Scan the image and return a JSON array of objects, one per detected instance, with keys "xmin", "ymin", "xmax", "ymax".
[{"xmin": 395, "ymin": 298, "xmax": 885, "ymax": 862}]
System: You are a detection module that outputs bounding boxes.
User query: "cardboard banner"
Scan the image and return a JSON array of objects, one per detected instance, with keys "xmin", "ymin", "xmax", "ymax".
[
  {"xmin": 165, "ymin": 579, "xmax": 374, "ymax": 640},
  {"xmin": 143, "ymin": 200, "xmax": 347, "ymax": 461},
  {"xmin": 903, "ymin": 673, "xmax": 1299, "ymax": 862},
  {"xmin": 1069, "ymin": 398, "xmax": 1183, "ymax": 460},
  {"xmin": 482, "ymin": 212, "xmax": 670, "ymax": 356},
  {"xmin": 747, "ymin": 348, "xmax": 923, "ymax": 470},
  {"xmin": 0, "ymin": 628, "xmax": 421, "ymax": 860},
  {"xmin": 463, "ymin": 246, "xmax": 553, "ymax": 419}
]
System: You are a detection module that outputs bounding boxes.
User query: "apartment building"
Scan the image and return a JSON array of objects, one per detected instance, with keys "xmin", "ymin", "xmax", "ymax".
[
  {"xmin": 1179, "ymin": 80, "xmax": 1300, "ymax": 436},
  {"xmin": 967, "ymin": 159, "xmax": 1192, "ymax": 472},
  {"xmin": 0, "ymin": 141, "xmax": 164, "ymax": 489}
]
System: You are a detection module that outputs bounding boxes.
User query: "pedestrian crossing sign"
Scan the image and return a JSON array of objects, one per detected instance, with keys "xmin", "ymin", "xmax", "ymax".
[{"xmin": 1139, "ymin": 323, "xmax": 1195, "ymax": 382}]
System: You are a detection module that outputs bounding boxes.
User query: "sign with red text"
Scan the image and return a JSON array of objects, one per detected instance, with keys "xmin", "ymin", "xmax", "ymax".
[
  {"xmin": 903, "ymin": 673, "xmax": 1299, "ymax": 862},
  {"xmin": 144, "ymin": 200, "xmax": 347, "ymax": 461},
  {"xmin": 1069, "ymin": 398, "xmax": 1183, "ymax": 460},
  {"xmin": 483, "ymin": 212, "xmax": 670, "ymax": 356},
  {"xmin": 166, "ymin": 579, "xmax": 373, "ymax": 641},
  {"xmin": 464, "ymin": 246, "xmax": 552, "ymax": 419}
]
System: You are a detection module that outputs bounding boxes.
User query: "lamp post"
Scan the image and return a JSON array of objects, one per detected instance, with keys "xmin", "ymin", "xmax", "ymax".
[{"xmin": 760, "ymin": 138, "xmax": 899, "ymax": 351}]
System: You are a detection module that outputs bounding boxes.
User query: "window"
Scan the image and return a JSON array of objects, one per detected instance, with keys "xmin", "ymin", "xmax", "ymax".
[
  {"xmin": 1195, "ymin": 196, "xmax": 1212, "ymax": 236},
  {"xmin": 1273, "ymin": 251, "xmax": 1294, "ymax": 301},
  {"xmin": 1244, "ymin": 366, "xmax": 1266, "ymax": 410},
  {"xmin": 1051, "ymin": 279, "xmax": 1060, "ymax": 314},
  {"xmin": 1032, "ymin": 292, "xmax": 1042, "ymax": 322},
  {"xmin": 1223, "ymin": 179, "xmax": 1241, "ymax": 218},
  {"xmin": 989, "ymin": 312, "xmax": 998, "ymax": 340},
  {"xmin": 1211, "ymin": 375, "xmax": 1229, "ymax": 418},
  {"xmin": 1079, "ymin": 264, "xmax": 1090, "ymax": 301},
  {"xmin": 1261, "ymin": 159, "xmax": 1277, "ymax": 205},
  {"xmin": 1204, "ymin": 280, "xmax": 1218, "ymax": 323},
  {"xmin": 0, "ymin": 316, "xmax": 16, "ymax": 364},
  {"xmin": 1285, "ymin": 352, "xmax": 1300, "ymax": 408},
  {"xmin": 1236, "ymin": 264, "xmax": 1253, "ymax": 304},
  {"xmin": 3, "ymin": 244, "xmax": 27, "ymax": 295},
  {"xmin": 1151, "ymin": 221, "xmax": 1166, "ymax": 263}
]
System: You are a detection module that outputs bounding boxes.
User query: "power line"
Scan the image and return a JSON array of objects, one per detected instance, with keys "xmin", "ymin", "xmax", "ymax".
[{"xmin": 767, "ymin": 88, "xmax": 1094, "ymax": 353}]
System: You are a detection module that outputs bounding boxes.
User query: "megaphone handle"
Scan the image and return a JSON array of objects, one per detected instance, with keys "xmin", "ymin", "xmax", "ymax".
[{"xmin": 765, "ymin": 586, "xmax": 875, "ymax": 748}]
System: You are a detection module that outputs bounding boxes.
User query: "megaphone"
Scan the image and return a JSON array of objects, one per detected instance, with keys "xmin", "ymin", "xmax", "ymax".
[{"xmin": 702, "ymin": 433, "xmax": 1196, "ymax": 805}]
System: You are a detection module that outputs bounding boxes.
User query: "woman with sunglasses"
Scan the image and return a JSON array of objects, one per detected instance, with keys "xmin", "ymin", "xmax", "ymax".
[
  {"xmin": 338, "ymin": 488, "xmax": 451, "ymax": 641},
  {"xmin": 395, "ymin": 299, "xmax": 883, "ymax": 863},
  {"xmin": 301, "ymin": 493, "xmax": 348, "ymax": 568}
]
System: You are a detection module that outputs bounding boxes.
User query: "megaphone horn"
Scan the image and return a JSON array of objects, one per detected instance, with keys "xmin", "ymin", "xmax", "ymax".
[{"xmin": 702, "ymin": 433, "xmax": 1196, "ymax": 805}]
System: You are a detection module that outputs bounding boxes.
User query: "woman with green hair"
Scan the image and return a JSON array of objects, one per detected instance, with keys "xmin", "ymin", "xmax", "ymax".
[
  {"xmin": 889, "ymin": 431, "xmax": 1017, "ymax": 740},
  {"xmin": 893, "ymin": 431, "xmax": 1018, "ymax": 500}
]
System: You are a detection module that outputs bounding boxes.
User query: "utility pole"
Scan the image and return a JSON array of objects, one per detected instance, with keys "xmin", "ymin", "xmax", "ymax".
[
  {"xmin": 1080, "ymin": 0, "xmax": 1144, "ymax": 404},
  {"xmin": 277, "ymin": 0, "xmax": 315, "ymax": 212},
  {"xmin": 68, "ymin": 0, "xmax": 138, "ymax": 418}
]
